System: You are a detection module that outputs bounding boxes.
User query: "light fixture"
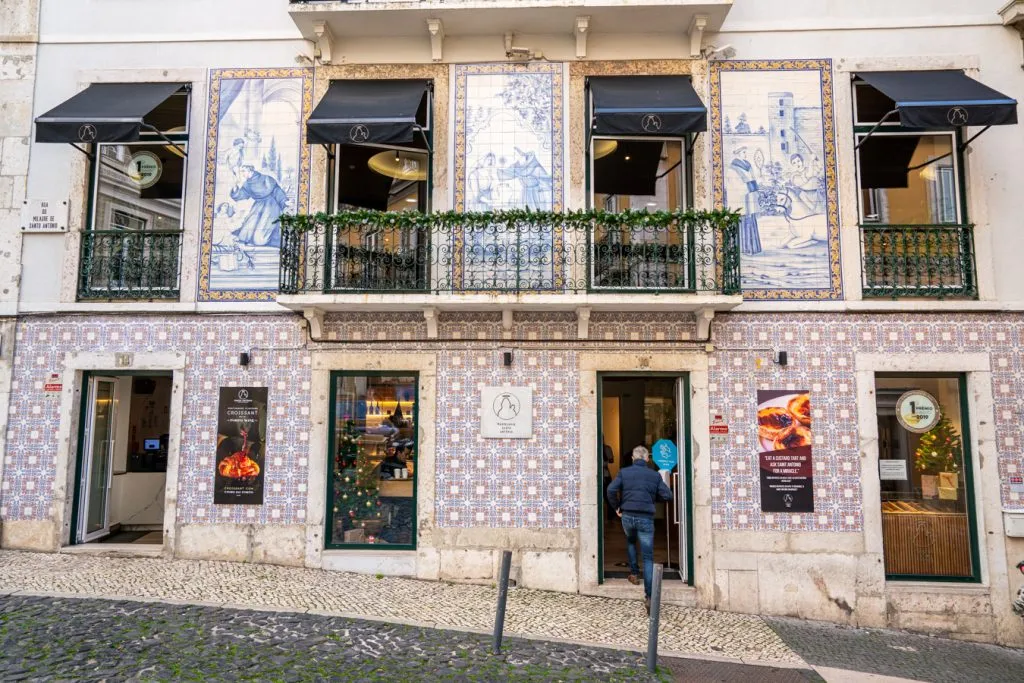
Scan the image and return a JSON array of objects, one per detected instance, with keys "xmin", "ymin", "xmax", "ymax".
[
  {"xmin": 624, "ymin": 155, "xmax": 631, "ymax": 161},
  {"xmin": 368, "ymin": 150, "xmax": 428, "ymax": 181},
  {"xmin": 593, "ymin": 139, "xmax": 618, "ymax": 160},
  {"xmin": 164, "ymin": 126, "xmax": 187, "ymax": 159}
]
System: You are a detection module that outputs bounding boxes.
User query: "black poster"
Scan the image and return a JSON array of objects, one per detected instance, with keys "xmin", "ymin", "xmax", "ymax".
[
  {"xmin": 756, "ymin": 389, "xmax": 814, "ymax": 513},
  {"xmin": 214, "ymin": 387, "xmax": 268, "ymax": 505}
]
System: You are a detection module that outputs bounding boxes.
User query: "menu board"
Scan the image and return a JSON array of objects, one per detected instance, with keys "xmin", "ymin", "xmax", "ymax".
[{"xmin": 214, "ymin": 387, "xmax": 268, "ymax": 505}]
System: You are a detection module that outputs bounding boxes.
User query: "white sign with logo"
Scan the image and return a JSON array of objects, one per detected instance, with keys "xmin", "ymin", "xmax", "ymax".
[
  {"xmin": 20, "ymin": 199, "xmax": 69, "ymax": 233},
  {"xmin": 895, "ymin": 389, "xmax": 941, "ymax": 433},
  {"xmin": 480, "ymin": 386, "xmax": 533, "ymax": 439}
]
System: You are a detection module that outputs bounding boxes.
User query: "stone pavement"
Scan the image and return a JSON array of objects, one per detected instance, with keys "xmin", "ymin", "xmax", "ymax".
[{"xmin": 1, "ymin": 551, "xmax": 1024, "ymax": 682}]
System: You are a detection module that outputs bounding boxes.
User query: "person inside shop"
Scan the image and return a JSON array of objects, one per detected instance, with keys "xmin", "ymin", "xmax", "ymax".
[
  {"xmin": 380, "ymin": 440, "xmax": 413, "ymax": 479},
  {"xmin": 605, "ymin": 445, "xmax": 673, "ymax": 615}
]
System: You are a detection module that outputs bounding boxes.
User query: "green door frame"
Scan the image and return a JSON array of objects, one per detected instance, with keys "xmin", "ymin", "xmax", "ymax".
[{"xmin": 596, "ymin": 371, "xmax": 694, "ymax": 586}]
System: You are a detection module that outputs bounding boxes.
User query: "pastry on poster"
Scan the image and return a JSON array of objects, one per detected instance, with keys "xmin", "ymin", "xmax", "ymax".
[
  {"xmin": 757, "ymin": 391, "xmax": 812, "ymax": 451},
  {"xmin": 217, "ymin": 428, "xmax": 260, "ymax": 481}
]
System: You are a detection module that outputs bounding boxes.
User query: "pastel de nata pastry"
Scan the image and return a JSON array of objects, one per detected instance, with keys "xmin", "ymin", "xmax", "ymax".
[
  {"xmin": 758, "ymin": 406, "xmax": 794, "ymax": 441},
  {"xmin": 787, "ymin": 393, "xmax": 811, "ymax": 425},
  {"xmin": 774, "ymin": 425, "xmax": 812, "ymax": 451}
]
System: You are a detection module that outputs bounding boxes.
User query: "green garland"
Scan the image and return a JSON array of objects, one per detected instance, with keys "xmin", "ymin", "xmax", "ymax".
[{"xmin": 279, "ymin": 207, "xmax": 740, "ymax": 234}]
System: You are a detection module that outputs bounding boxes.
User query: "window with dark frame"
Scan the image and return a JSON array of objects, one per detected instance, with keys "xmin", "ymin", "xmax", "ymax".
[{"xmin": 327, "ymin": 372, "xmax": 418, "ymax": 549}]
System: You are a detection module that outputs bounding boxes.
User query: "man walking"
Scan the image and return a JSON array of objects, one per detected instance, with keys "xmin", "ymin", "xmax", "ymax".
[{"xmin": 606, "ymin": 445, "xmax": 673, "ymax": 614}]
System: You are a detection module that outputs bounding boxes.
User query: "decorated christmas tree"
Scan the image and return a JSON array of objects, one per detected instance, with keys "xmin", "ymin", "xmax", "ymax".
[
  {"xmin": 333, "ymin": 419, "xmax": 382, "ymax": 543},
  {"xmin": 914, "ymin": 415, "xmax": 962, "ymax": 475}
]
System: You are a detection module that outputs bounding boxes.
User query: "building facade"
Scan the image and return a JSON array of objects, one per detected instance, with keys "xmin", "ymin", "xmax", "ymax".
[{"xmin": 2, "ymin": 0, "xmax": 1024, "ymax": 645}]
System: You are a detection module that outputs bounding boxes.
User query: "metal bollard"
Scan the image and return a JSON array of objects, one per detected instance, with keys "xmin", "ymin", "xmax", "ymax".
[
  {"xmin": 493, "ymin": 549, "xmax": 513, "ymax": 654},
  {"xmin": 646, "ymin": 563, "xmax": 664, "ymax": 673}
]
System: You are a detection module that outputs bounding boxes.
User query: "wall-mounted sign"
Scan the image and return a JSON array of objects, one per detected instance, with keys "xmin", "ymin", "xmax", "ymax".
[
  {"xmin": 20, "ymin": 199, "xmax": 68, "ymax": 232},
  {"xmin": 879, "ymin": 459, "xmax": 908, "ymax": 481},
  {"xmin": 710, "ymin": 414, "xmax": 729, "ymax": 438},
  {"xmin": 480, "ymin": 386, "xmax": 533, "ymax": 439},
  {"xmin": 1009, "ymin": 475, "xmax": 1024, "ymax": 494},
  {"xmin": 757, "ymin": 389, "xmax": 814, "ymax": 513},
  {"xmin": 43, "ymin": 372, "xmax": 62, "ymax": 397},
  {"xmin": 651, "ymin": 439, "xmax": 678, "ymax": 471},
  {"xmin": 214, "ymin": 387, "xmax": 268, "ymax": 505},
  {"xmin": 126, "ymin": 150, "xmax": 163, "ymax": 188},
  {"xmin": 114, "ymin": 352, "xmax": 134, "ymax": 368},
  {"xmin": 896, "ymin": 390, "xmax": 940, "ymax": 433}
]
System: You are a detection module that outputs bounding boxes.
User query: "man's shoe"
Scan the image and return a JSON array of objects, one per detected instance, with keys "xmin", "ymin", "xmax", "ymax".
[
  {"xmin": 644, "ymin": 598, "xmax": 651, "ymax": 616},
  {"xmin": 627, "ymin": 574, "xmax": 640, "ymax": 585}
]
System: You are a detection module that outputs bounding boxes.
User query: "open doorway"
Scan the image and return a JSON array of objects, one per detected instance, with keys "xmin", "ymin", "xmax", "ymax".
[
  {"xmin": 599, "ymin": 374, "xmax": 691, "ymax": 585},
  {"xmin": 71, "ymin": 372, "xmax": 172, "ymax": 546}
]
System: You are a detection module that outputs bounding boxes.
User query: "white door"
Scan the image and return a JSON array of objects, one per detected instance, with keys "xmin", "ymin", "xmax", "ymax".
[
  {"xmin": 79, "ymin": 376, "xmax": 118, "ymax": 543},
  {"xmin": 674, "ymin": 376, "xmax": 688, "ymax": 583}
]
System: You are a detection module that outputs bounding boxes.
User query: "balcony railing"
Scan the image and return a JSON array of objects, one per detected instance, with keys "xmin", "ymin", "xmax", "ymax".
[
  {"xmin": 279, "ymin": 210, "xmax": 741, "ymax": 296},
  {"xmin": 860, "ymin": 224, "xmax": 977, "ymax": 299},
  {"xmin": 78, "ymin": 230, "xmax": 184, "ymax": 300}
]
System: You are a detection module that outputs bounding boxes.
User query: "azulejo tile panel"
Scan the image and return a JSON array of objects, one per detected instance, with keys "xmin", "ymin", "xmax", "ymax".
[
  {"xmin": 710, "ymin": 60, "xmax": 843, "ymax": 301},
  {"xmin": 1, "ymin": 316, "xmax": 311, "ymax": 525},
  {"xmin": 708, "ymin": 314, "xmax": 1024, "ymax": 532},
  {"xmin": 198, "ymin": 68, "xmax": 314, "ymax": 302}
]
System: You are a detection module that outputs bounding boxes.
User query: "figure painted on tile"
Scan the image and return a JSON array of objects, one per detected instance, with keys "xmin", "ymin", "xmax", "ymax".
[
  {"xmin": 725, "ymin": 147, "xmax": 763, "ymax": 255},
  {"xmin": 468, "ymin": 152, "xmax": 497, "ymax": 210},
  {"xmin": 227, "ymin": 137, "xmax": 247, "ymax": 184},
  {"xmin": 230, "ymin": 165, "xmax": 288, "ymax": 248},
  {"xmin": 499, "ymin": 147, "xmax": 552, "ymax": 210},
  {"xmin": 777, "ymin": 153, "xmax": 827, "ymax": 249}
]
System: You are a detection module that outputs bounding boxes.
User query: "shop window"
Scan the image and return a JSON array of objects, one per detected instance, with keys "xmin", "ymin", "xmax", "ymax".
[
  {"xmin": 84, "ymin": 87, "xmax": 188, "ymax": 297},
  {"xmin": 590, "ymin": 138, "xmax": 690, "ymax": 289},
  {"xmin": 327, "ymin": 372, "xmax": 418, "ymax": 549},
  {"xmin": 875, "ymin": 375, "xmax": 979, "ymax": 581},
  {"xmin": 856, "ymin": 133, "xmax": 961, "ymax": 225}
]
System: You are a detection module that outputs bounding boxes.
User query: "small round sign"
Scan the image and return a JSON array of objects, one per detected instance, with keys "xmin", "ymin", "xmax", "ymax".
[
  {"xmin": 896, "ymin": 389, "xmax": 941, "ymax": 433},
  {"xmin": 125, "ymin": 151, "xmax": 163, "ymax": 189},
  {"xmin": 651, "ymin": 439, "xmax": 678, "ymax": 471}
]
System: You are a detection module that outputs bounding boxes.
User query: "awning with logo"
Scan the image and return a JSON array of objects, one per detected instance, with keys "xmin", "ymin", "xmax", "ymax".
[
  {"xmin": 588, "ymin": 76, "xmax": 707, "ymax": 137},
  {"xmin": 306, "ymin": 79, "xmax": 430, "ymax": 146},
  {"xmin": 857, "ymin": 70, "xmax": 1018, "ymax": 129},
  {"xmin": 35, "ymin": 82, "xmax": 186, "ymax": 144}
]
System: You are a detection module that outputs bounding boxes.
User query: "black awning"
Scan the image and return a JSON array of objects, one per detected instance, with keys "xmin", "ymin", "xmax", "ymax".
[
  {"xmin": 858, "ymin": 70, "xmax": 1018, "ymax": 128},
  {"xmin": 589, "ymin": 76, "xmax": 707, "ymax": 137},
  {"xmin": 35, "ymin": 82, "xmax": 185, "ymax": 144},
  {"xmin": 307, "ymin": 79, "xmax": 429, "ymax": 146}
]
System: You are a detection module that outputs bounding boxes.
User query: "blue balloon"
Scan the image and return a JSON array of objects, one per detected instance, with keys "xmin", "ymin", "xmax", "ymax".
[{"xmin": 651, "ymin": 439, "xmax": 678, "ymax": 471}]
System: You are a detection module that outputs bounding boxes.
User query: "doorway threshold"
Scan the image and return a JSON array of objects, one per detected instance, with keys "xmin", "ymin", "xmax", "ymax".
[
  {"xmin": 583, "ymin": 579, "xmax": 696, "ymax": 607},
  {"xmin": 61, "ymin": 543, "xmax": 164, "ymax": 558}
]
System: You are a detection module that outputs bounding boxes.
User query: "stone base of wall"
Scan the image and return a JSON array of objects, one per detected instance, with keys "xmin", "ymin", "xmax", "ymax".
[
  {"xmin": 1, "ymin": 519, "xmax": 59, "ymax": 552},
  {"xmin": 174, "ymin": 524, "xmax": 305, "ymax": 567}
]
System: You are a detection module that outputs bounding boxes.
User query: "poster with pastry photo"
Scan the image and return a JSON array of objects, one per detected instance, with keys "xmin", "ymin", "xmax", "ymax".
[
  {"xmin": 756, "ymin": 389, "xmax": 813, "ymax": 513},
  {"xmin": 214, "ymin": 386, "xmax": 268, "ymax": 505}
]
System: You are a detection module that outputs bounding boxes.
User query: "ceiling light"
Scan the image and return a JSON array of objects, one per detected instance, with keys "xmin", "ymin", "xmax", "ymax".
[
  {"xmin": 593, "ymin": 139, "xmax": 618, "ymax": 160},
  {"xmin": 368, "ymin": 151, "xmax": 428, "ymax": 181}
]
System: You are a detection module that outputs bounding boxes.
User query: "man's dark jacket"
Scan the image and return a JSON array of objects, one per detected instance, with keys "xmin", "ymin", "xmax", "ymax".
[{"xmin": 606, "ymin": 460, "xmax": 673, "ymax": 518}]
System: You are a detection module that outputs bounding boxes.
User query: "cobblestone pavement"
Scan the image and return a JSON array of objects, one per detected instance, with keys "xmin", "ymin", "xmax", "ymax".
[
  {"xmin": 0, "ymin": 551, "xmax": 799, "ymax": 664},
  {"xmin": 766, "ymin": 617, "xmax": 1024, "ymax": 683},
  {"xmin": 0, "ymin": 595, "xmax": 667, "ymax": 682}
]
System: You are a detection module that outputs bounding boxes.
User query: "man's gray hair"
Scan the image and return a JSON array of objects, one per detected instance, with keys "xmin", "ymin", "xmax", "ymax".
[{"xmin": 632, "ymin": 446, "xmax": 650, "ymax": 462}]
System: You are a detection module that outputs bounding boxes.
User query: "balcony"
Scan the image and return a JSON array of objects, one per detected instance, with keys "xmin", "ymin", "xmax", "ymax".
[
  {"xmin": 278, "ymin": 209, "xmax": 741, "ymax": 317},
  {"xmin": 78, "ymin": 230, "xmax": 184, "ymax": 301},
  {"xmin": 860, "ymin": 224, "xmax": 977, "ymax": 299},
  {"xmin": 288, "ymin": 0, "xmax": 732, "ymax": 61}
]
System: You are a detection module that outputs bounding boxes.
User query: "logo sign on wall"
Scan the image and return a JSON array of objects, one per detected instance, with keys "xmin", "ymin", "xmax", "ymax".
[
  {"xmin": 214, "ymin": 386, "xmax": 268, "ymax": 505},
  {"xmin": 895, "ymin": 390, "xmax": 940, "ymax": 433},
  {"xmin": 756, "ymin": 389, "xmax": 814, "ymax": 513},
  {"xmin": 651, "ymin": 439, "xmax": 678, "ymax": 471},
  {"xmin": 480, "ymin": 386, "xmax": 533, "ymax": 439}
]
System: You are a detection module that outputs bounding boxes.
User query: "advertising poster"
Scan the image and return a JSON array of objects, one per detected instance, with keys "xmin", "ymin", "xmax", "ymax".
[
  {"xmin": 756, "ymin": 389, "xmax": 814, "ymax": 512},
  {"xmin": 214, "ymin": 386, "xmax": 268, "ymax": 505}
]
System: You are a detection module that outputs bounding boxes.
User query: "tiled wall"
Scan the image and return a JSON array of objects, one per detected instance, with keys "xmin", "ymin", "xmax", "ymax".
[{"xmin": 3, "ymin": 312, "xmax": 1021, "ymax": 536}]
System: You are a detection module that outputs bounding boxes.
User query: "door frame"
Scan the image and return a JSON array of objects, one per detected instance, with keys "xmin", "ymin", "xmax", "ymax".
[
  {"xmin": 74, "ymin": 375, "xmax": 120, "ymax": 543},
  {"xmin": 53, "ymin": 352, "xmax": 186, "ymax": 554},
  {"xmin": 596, "ymin": 371, "xmax": 694, "ymax": 586}
]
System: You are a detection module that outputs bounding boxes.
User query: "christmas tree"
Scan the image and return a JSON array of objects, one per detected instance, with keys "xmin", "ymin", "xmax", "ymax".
[
  {"xmin": 333, "ymin": 419, "xmax": 383, "ymax": 543},
  {"xmin": 914, "ymin": 415, "xmax": 962, "ymax": 475}
]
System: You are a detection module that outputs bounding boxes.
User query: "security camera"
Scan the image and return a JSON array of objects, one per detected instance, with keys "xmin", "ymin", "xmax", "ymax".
[{"xmin": 703, "ymin": 44, "xmax": 736, "ymax": 61}]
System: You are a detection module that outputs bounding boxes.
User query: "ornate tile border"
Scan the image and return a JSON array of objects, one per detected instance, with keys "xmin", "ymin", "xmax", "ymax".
[
  {"xmin": 197, "ymin": 67, "xmax": 314, "ymax": 302},
  {"xmin": 710, "ymin": 60, "xmax": 843, "ymax": 301}
]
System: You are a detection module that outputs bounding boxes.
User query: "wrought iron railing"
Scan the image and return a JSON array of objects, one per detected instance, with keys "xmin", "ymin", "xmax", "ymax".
[
  {"xmin": 860, "ymin": 224, "xmax": 977, "ymax": 299},
  {"xmin": 279, "ymin": 210, "xmax": 741, "ymax": 296},
  {"xmin": 78, "ymin": 230, "xmax": 184, "ymax": 300}
]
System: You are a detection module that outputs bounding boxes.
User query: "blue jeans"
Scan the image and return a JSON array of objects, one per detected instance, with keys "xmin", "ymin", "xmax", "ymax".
[{"xmin": 621, "ymin": 514, "xmax": 655, "ymax": 598}]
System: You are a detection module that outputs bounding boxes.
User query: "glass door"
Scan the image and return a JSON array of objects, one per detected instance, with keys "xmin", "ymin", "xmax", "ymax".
[
  {"xmin": 674, "ymin": 376, "xmax": 689, "ymax": 583},
  {"xmin": 78, "ymin": 376, "xmax": 118, "ymax": 543}
]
